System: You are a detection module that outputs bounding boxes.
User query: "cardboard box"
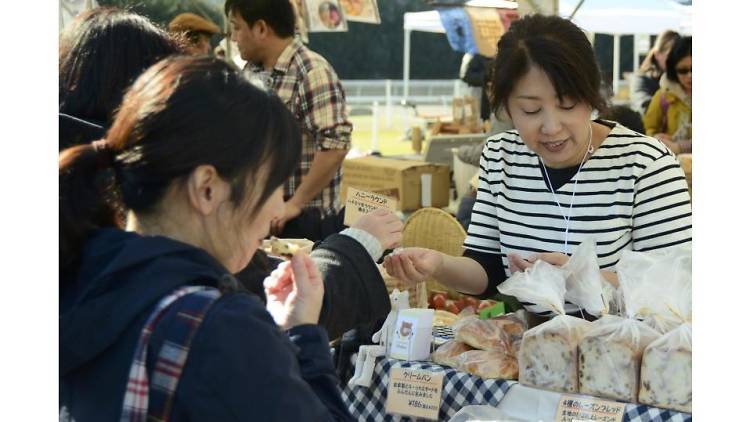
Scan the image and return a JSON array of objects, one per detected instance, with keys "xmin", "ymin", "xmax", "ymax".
[{"xmin": 341, "ymin": 156, "xmax": 450, "ymax": 211}]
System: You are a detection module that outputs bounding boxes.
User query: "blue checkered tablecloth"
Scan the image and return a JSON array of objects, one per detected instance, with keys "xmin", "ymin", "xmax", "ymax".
[
  {"xmin": 622, "ymin": 404, "xmax": 692, "ymax": 422},
  {"xmin": 342, "ymin": 356, "xmax": 514, "ymax": 421},
  {"xmin": 341, "ymin": 356, "xmax": 691, "ymax": 422}
]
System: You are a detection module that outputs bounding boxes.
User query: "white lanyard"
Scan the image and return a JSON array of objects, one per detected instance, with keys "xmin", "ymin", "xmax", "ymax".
[{"xmin": 539, "ymin": 124, "xmax": 594, "ymax": 255}]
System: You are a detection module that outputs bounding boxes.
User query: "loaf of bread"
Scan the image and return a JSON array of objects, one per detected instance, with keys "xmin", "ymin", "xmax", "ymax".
[
  {"xmin": 518, "ymin": 315, "xmax": 592, "ymax": 393},
  {"xmin": 457, "ymin": 349, "xmax": 519, "ymax": 380},
  {"xmin": 578, "ymin": 316, "xmax": 661, "ymax": 402},
  {"xmin": 639, "ymin": 324, "xmax": 692, "ymax": 413},
  {"xmin": 490, "ymin": 313, "xmax": 526, "ymax": 356},
  {"xmin": 489, "ymin": 313, "xmax": 526, "ymax": 338},
  {"xmin": 431, "ymin": 340, "xmax": 473, "ymax": 368},
  {"xmin": 454, "ymin": 316, "xmax": 514, "ymax": 352}
]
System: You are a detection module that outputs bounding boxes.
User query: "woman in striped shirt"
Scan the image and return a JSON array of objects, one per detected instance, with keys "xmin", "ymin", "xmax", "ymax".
[{"xmin": 384, "ymin": 15, "xmax": 691, "ymax": 317}]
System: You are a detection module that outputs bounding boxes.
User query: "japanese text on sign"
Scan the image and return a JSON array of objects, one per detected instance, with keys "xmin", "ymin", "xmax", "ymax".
[
  {"xmin": 555, "ymin": 394, "xmax": 626, "ymax": 422},
  {"xmin": 343, "ymin": 187, "xmax": 398, "ymax": 226},
  {"xmin": 385, "ymin": 368, "xmax": 444, "ymax": 421}
]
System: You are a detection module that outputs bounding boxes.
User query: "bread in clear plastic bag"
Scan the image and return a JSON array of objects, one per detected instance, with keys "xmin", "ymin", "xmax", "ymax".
[
  {"xmin": 639, "ymin": 323, "xmax": 692, "ymax": 413},
  {"xmin": 578, "ymin": 314, "xmax": 661, "ymax": 402},
  {"xmin": 498, "ymin": 259, "xmax": 567, "ymax": 315},
  {"xmin": 454, "ymin": 314, "xmax": 523, "ymax": 353},
  {"xmin": 616, "ymin": 247, "xmax": 692, "ymax": 334},
  {"xmin": 490, "ymin": 311, "xmax": 527, "ymax": 356},
  {"xmin": 498, "ymin": 260, "xmax": 593, "ymax": 393},
  {"xmin": 431, "ymin": 340, "xmax": 473, "ymax": 368},
  {"xmin": 562, "ymin": 238, "xmax": 610, "ymax": 317},
  {"xmin": 518, "ymin": 315, "xmax": 592, "ymax": 393},
  {"xmin": 456, "ymin": 349, "xmax": 519, "ymax": 380}
]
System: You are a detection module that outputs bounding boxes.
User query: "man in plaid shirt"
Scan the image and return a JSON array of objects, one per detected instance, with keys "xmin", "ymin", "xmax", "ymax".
[{"xmin": 226, "ymin": 0, "xmax": 352, "ymax": 236}]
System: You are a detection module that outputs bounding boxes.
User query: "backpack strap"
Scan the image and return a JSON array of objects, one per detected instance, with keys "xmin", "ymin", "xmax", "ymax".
[{"xmin": 120, "ymin": 286, "xmax": 221, "ymax": 422}]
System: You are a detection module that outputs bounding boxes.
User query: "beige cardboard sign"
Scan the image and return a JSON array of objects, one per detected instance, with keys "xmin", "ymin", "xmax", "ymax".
[
  {"xmin": 555, "ymin": 394, "xmax": 626, "ymax": 422},
  {"xmin": 385, "ymin": 367, "xmax": 444, "ymax": 421},
  {"xmin": 343, "ymin": 187, "xmax": 398, "ymax": 227},
  {"xmin": 465, "ymin": 6, "xmax": 505, "ymax": 58}
]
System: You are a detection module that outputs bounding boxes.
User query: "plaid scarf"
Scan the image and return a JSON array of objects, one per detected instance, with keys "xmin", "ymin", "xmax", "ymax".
[{"xmin": 120, "ymin": 285, "xmax": 220, "ymax": 422}]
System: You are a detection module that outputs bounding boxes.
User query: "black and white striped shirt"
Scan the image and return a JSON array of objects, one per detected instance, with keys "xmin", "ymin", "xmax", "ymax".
[{"xmin": 463, "ymin": 122, "xmax": 692, "ymax": 315}]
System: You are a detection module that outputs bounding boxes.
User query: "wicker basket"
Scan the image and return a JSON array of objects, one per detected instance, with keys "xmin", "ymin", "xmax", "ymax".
[{"xmin": 401, "ymin": 207, "xmax": 468, "ymax": 299}]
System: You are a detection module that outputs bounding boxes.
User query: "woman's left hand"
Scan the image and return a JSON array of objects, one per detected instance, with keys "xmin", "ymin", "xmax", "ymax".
[
  {"xmin": 508, "ymin": 252, "xmax": 569, "ymax": 273},
  {"xmin": 528, "ymin": 252, "xmax": 570, "ymax": 267}
]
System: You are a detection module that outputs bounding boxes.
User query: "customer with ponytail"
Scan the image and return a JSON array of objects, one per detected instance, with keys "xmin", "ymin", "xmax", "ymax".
[{"xmin": 59, "ymin": 56, "xmax": 355, "ymax": 421}]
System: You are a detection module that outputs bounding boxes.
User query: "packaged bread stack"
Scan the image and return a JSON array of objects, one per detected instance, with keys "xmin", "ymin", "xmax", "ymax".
[
  {"xmin": 617, "ymin": 248, "xmax": 692, "ymax": 412},
  {"xmin": 578, "ymin": 247, "xmax": 691, "ymax": 404},
  {"xmin": 431, "ymin": 340, "xmax": 472, "ymax": 368},
  {"xmin": 578, "ymin": 315, "xmax": 660, "ymax": 402},
  {"xmin": 456, "ymin": 349, "xmax": 519, "ymax": 380},
  {"xmin": 430, "ymin": 313, "xmax": 526, "ymax": 379},
  {"xmin": 498, "ymin": 259, "xmax": 594, "ymax": 393}
]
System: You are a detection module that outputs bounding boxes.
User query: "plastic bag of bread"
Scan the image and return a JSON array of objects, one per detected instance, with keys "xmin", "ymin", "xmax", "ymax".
[
  {"xmin": 578, "ymin": 314, "xmax": 661, "ymax": 403},
  {"xmin": 639, "ymin": 323, "xmax": 692, "ymax": 413},
  {"xmin": 498, "ymin": 260, "xmax": 593, "ymax": 393},
  {"xmin": 453, "ymin": 316, "xmax": 514, "ymax": 352},
  {"xmin": 616, "ymin": 247, "xmax": 692, "ymax": 334},
  {"xmin": 431, "ymin": 340, "xmax": 473, "ymax": 368},
  {"xmin": 490, "ymin": 311, "xmax": 527, "ymax": 337},
  {"xmin": 562, "ymin": 238, "xmax": 611, "ymax": 317},
  {"xmin": 489, "ymin": 311, "xmax": 527, "ymax": 356},
  {"xmin": 456, "ymin": 349, "xmax": 519, "ymax": 380}
]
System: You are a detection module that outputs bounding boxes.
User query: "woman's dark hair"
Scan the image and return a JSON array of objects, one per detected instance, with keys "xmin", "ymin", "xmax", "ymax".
[
  {"xmin": 225, "ymin": 0, "xmax": 295, "ymax": 38},
  {"xmin": 600, "ymin": 105, "xmax": 645, "ymax": 134},
  {"xmin": 489, "ymin": 14, "xmax": 607, "ymax": 116},
  {"xmin": 59, "ymin": 8, "xmax": 181, "ymax": 134},
  {"xmin": 665, "ymin": 36, "xmax": 692, "ymax": 82},
  {"xmin": 59, "ymin": 56, "xmax": 302, "ymax": 281}
]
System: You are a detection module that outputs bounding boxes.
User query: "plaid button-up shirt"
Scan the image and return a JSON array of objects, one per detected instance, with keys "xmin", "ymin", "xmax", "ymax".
[{"xmin": 247, "ymin": 39, "xmax": 352, "ymax": 216}]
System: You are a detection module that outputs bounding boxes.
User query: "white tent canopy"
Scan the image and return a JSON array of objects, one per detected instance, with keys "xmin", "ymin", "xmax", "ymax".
[
  {"xmin": 560, "ymin": 0, "xmax": 692, "ymax": 35},
  {"xmin": 402, "ymin": 0, "xmax": 692, "ymax": 100},
  {"xmin": 403, "ymin": 10, "xmax": 445, "ymax": 34}
]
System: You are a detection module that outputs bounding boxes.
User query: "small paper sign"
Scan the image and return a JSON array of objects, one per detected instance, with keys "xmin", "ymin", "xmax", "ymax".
[
  {"xmin": 385, "ymin": 367, "xmax": 444, "ymax": 421},
  {"xmin": 343, "ymin": 187, "xmax": 398, "ymax": 226},
  {"xmin": 555, "ymin": 394, "xmax": 626, "ymax": 422}
]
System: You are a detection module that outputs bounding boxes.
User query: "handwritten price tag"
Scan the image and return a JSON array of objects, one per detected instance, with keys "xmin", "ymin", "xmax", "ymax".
[
  {"xmin": 555, "ymin": 394, "xmax": 626, "ymax": 422},
  {"xmin": 385, "ymin": 367, "xmax": 444, "ymax": 421},
  {"xmin": 343, "ymin": 187, "xmax": 398, "ymax": 227}
]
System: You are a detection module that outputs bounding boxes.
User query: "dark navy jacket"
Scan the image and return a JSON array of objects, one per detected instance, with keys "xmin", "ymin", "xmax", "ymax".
[{"xmin": 60, "ymin": 229, "xmax": 354, "ymax": 421}]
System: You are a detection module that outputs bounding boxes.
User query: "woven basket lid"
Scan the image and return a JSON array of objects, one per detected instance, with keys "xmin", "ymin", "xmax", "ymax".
[{"xmin": 402, "ymin": 207, "xmax": 467, "ymax": 296}]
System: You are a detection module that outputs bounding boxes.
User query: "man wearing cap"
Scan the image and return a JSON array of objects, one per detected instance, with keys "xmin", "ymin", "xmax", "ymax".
[
  {"xmin": 225, "ymin": 0, "xmax": 352, "ymax": 239},
  {"xmin": 168, "ymin": 12, "xmax": 221, "ymax": 55}
]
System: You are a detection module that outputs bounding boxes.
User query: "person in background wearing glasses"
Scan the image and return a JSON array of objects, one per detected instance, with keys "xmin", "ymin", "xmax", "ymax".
[
  {"xmin": 644, "ymin": 36, "xmax": 692, "ymax": 154},
  {"xmin": 383, "ymin": 15, "xmax": 692, "ymax": 321},
  {"xmin": 630, "ymin": 30, "xmax": 680, "ymax": 116}
]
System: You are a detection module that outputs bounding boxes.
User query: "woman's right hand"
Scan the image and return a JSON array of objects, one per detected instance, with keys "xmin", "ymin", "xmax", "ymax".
[
  {"xmin": 382, "ymin": 247, "xmax": 443, "ymax": 286},
  {"xmin": 264, "ymin": 252, "xmax": 324, "ymax": 330}
]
